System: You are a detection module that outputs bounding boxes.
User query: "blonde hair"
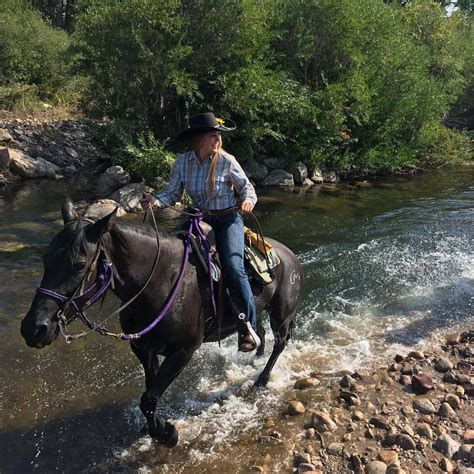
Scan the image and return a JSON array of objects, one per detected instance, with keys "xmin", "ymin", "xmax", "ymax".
[{"xmin": 188, "ymin": 132, "xmax": 221, "ymax": 195}]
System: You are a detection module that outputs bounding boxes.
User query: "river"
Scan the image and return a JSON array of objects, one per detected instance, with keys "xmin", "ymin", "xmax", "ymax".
[{"xmin": 0, "ymin": 169, "xmax": 473, "ymax": 472}]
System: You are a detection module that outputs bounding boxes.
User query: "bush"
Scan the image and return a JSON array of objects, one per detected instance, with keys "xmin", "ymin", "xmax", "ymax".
[{"xmin": 0, "ymin": 0, "xmax": 70, "ymax": 108}]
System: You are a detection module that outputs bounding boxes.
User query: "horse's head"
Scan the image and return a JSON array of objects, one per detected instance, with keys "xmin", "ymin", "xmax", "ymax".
[{"xmin": 21, "ymin": 199, "xmax": 117, "ymax": 348}]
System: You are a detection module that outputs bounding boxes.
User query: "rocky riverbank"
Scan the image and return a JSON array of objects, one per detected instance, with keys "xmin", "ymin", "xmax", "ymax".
[
  {"xmin": 250, "ymin": 331, "xmax": 474, "ymax": 474},
  {"xmin": 0, "ymin": 118, "xmax": 104, "ymax": 185}
]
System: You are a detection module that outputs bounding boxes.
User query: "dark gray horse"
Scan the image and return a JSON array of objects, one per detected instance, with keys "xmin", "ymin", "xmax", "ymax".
[{"xmin": 21, "ymin": 200, "xmax": 303, "ymax": 447}]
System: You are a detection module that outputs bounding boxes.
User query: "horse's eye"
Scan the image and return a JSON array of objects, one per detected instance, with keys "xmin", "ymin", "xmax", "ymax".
[{"xmin": 72, "ymin": 262, "xmax": 87, "ymax": 272}]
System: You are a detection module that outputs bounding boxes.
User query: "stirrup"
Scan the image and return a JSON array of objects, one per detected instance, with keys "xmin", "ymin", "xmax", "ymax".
[{"xmin": 237, "ymin": 313, "xmax": 261, "ymax": 351}]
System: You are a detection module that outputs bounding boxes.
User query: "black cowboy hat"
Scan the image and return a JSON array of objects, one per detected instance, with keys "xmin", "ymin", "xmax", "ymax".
[{"xmin": 176, "ymin": 112, "xmax": 236, "ymax": 141}]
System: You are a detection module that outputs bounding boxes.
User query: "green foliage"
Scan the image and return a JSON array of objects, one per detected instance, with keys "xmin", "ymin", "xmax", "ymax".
[
  {"xmin": 0, "ymin": 0, "xmax": 70, "ymax": 104},
  {"xmin": 120, "ymin": 133, "xmax": 177, "ymax": 186}
]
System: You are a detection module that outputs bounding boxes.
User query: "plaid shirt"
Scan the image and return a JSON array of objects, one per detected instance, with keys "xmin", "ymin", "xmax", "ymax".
[{"xmin": 155, "ymin": 150, "xmax": 257, "ymax": 211}]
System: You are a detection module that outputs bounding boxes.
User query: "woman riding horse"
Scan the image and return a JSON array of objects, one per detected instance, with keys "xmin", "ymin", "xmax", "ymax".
[{"xmin": 140, "ymin": 112, "xmax": 259, "ymax": 352}]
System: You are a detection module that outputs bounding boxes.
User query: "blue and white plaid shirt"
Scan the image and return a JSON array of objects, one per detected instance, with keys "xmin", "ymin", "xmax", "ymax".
[{"xmin": 155, "ymin": 150, "xmax": 257, "ymax": 211}]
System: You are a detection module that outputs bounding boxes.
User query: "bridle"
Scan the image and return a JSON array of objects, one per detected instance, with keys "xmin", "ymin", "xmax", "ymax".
[{"xmin": 35, "ymin": 209, "xmax": 208, "ymax": 344}]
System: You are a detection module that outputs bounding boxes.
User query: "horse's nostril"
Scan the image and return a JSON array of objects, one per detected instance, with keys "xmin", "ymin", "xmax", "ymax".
[{"xmin": 36, "ymin": 322, "xmax": 50, "ymax": 339}]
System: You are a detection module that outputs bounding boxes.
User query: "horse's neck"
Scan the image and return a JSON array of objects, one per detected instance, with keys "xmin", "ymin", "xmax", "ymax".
[{"xmin": 106, "ymin": 223, "xmax": 181, "ymax": 300}]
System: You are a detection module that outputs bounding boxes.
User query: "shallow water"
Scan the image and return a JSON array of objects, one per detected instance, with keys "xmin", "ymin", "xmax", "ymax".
[{"xmin": 0, "ymin": 169, "xmax": 473, "ymax": 472}]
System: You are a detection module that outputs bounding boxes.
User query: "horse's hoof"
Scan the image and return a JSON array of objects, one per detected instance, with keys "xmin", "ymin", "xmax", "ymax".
[
  {"xmin": 162, "ymin": 422, "xmax": 179, "ymax": 448},
  {"xmin": 252, "ymin": 379, "xmax": 268, "ymax": 391}
]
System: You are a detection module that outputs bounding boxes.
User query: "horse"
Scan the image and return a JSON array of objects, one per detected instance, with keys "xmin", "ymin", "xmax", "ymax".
[{"xmin": 20, "ymin": 200, "xmax": 304, "ymax": 447}]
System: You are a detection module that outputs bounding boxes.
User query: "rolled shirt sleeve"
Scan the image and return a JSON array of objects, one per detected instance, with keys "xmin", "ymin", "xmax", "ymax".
[
  {"xmin": 229, "ymin": 157, "xmax": 257, "ymax": 207},
  {"xmin": 154, "ymin": 155, "xmax": 184, "ymax": 208}
]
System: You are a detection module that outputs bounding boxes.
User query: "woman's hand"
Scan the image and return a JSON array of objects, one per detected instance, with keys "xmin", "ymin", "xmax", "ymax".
[
  {"xmin": 139, "ymin": 193, "xmax": 158, "ymax": 210},
  {"xmin": 240, "ymin": 200, "xmax": 254, "ymax": 214}
]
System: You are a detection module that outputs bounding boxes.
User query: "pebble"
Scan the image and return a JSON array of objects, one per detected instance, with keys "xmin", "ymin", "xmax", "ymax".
[
  {"xmin": 399, "ymin": 374, "xmax": 411, "ymax": 385},
  {"xmin": 352, "ymin": 410, "xmax": 365, "ymax": 421},
  {"xmin": 365, "ymin": 461, "xmax": 388, "ymax": 474},
  {"xmin": 397, "ymin": 433, "xmax": 417, "ymax": 451},
  {"xmin": 412, "ymin": 373, "xmax": 434, "ymax": 394},
  {"xmin": 439, "ymin": 457, "xmax": 453, "ymax": 473},
  {"xmin": 287, "ymin": 400, "xmax": 306, "ymax": 415},
  {"xmin": 311, "ymin": 410, "xmax": 337, "ymax": 433},
  {"xmin": 340, "ymin": 374, "xmax": 356, "ymax": 389},
  {"xmin": 370, "ymin": 416, "xmax": 391, "ymax": 429},
  {"xmin": 416, "ymin": 423, "xmax": 433, "ymax": 440},
  {"xmin": 305, "ymin": 428, "xmax": 315, "ymax": 439},
  {"xmin": 445, "ymin": 394, "xmax": 461, "ymax": 410},
  {"xmin": 326, "ymin": 442, "xmax": 345, "ymax": 456},
  {"xmin": 294, "ymin": 377, "xmax": 320, "ymax": 389},
  {"xmin": 463, "ymin": 430, "xmax": 474, "ymax": 444},
  {"xmin": 457, "ymin": 444, "xmax": 474, "ymax": 460},
  {"xmin": 339, "ymin": 390, "xmax": 361, "ymax": 406},
  {"xmin": 435, "ymin": 433, "xmax": 461, "ymax": 459},
  {"xmin": 294, "ymin": 452, "xmax": 312, "ymax": 465},
  {"xmin": 394, "ymin": 354, "xmax": 405, "ymax": 363},
  {"xmin": 408, "ymin": 350, "xmax": 425, "ymax": 360},
  {"xmin": 439, "ymin": 402, "xmax": 456, "ymax": 419},
  {"xmin": 378, "ymin": 450, "xmax": 399, "ymax": 464},
  {"xmin": 443, "ymin": 372, "xmax": 458, "ymax": 384},
  {"xmin": 413, "ymin": 399, "xmax": 436, "ymax": 415},
  {"xmin": 401, "ymin": 404, "xmax": 415, "ymax": 416},
  {"xmin": 387, "ymin": 468, "xmax": 406, "ymax": 474},
  {"xmin": 297, "ymin": 463, "xmax": 317, "ymax": 473},
  {"xmin": 435, "ymin": 357, "xmax": 454, "ymax": 373}
]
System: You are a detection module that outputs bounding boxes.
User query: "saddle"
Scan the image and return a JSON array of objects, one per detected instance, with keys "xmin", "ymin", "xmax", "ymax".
[{"xmin": 170, "ymin": 220, "xmax": 280, "ymax": 285}]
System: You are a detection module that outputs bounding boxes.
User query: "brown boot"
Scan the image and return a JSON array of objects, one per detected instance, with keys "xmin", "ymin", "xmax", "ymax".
[{"xmin": 238, "ymin": 332, "xmax": 257, "ymax": 352}]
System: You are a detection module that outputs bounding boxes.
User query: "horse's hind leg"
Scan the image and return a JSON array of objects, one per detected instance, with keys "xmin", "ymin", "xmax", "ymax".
[{"xmin": 254, "ymin": 310, "xmax": 295, "ymax": 388}]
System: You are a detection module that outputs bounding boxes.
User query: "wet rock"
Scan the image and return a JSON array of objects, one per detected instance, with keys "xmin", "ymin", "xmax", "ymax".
[
  {"xmin": 96, "ymin": 165, "xmax": 131, "ymax": 197},
  {"xmin": 400, "ymin": 364, "xmax": 415, "ymax": 375},
  {"xmin": 327, "ymin": 442, "xmax": 345, "ymax": 456},
  {"xmin": 445, "ymin": 394, "xmax": 461, "ymax": 410},
  {"xmin": 303, "ymin": 178, "xmax": 314, "ymax": 187},
  {"xmin": 340, "ymin": 391, "xmax": 361, "ymax": 406},
  {"xmin": 446, "ymin": 334, "xmax": 461, "ymax": 346},
  {"xmin": 294, "ymin": 377, "xmax": 320, "ymax": 390},
  {"xmin": 412, "ymin": 373, "xmax": 434, "ymax": 394},
  {"xmin": 305, "ymin": 428, "xmax": 315, "ymax": 439},
  {"xmin": 353, "ymin": 369, "xmax": 370, "ymax": 379},
  {"xmin": 413, "ymin": 399, "xmax": 436, "ymax": 415},
  {"xmin": 435, "ymin": 357, "xmax": 454, "ymax": 373},
  {"xmin": 262, "ymin": 169, "xmax": 294, "ymax": 187},
  {"xmin": 84, "ymin": 199, "xmax": 126, "ymax": 220},
  {"xmin": 291, "ymin": 161, "xmax": 308, "ymax": 185},
  {"xmin": 408, "ymin": 351, "xmax": 425, "ymax": 360},
  {"xmin": 309, "ymin": 167, "xmax": 323, "ymax": 184},
  {"xmin": 387, "ymin": 468, "xmax": 406, "ymax": 474},
  {"xmin": 394, "ymin": 354, "xmax": 405, "ymax": 363},
  {"xmin": 365, "ymin": 461, "xmax": 388, "ymax": 474},
  {"xmin": 435, "ymin": 434, "xmax": 461, "ymax": 459},
  {"xmin": 416, "ymin": 423, "xmax": 433, "ymax": 440},
  {"xmin": 287, "ymin": 400, "xmax": 306, "ymax": 416},
  {"xmin": 378, "ymin": 450, "xmax": 399, "ymax": 464},
  {"xmin": 310, "ymin": 410, "xmax": 337, "ymax": 433},
  {"xmin": 323, "ymin": 171, "xmax": 337, "ymax": 183},
  {"xmin": 110, "ymin": 183, "xmax": 154, "ymax": 212},
  {"xmin": 439, "ymin": 402, "xmax": 456, "ymax": 419}
]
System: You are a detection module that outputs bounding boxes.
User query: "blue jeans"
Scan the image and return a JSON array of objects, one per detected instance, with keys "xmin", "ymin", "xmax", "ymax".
[{"xmin": 204, "ymin": 211, "xmax": 257, "ymax": 330}]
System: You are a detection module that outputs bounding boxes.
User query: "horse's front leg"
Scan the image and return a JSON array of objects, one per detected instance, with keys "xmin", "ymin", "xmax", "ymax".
[{"xmin": 140, "ymin": 347, "xmax": 195, "ymax": 447}]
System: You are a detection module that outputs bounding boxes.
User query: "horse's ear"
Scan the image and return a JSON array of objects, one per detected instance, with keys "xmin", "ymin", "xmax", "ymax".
[
  {"xmin": 61, "ymin": 199, "xmax": 78, "ymax": 225},
  {"xmin": 86, "ymin": 207, "xmax": 119, "ymax": 242}
]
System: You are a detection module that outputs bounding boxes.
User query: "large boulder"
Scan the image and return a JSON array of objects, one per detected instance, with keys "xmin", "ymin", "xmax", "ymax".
[
  {"xmin": 9, "ymin": 149, "xmax": 62, "ymax": 179},
  {"xmin": 84, "ymin": 199, "xmax": 127, "ymax": 220},
  {"xmin": 291, "ymin": 161, "xmax": 308, "ymax": 185},
  {"xmin": 242, "ymin": 160, "xmax": 268, "ymax": 183},
  {"xmin": 95, "ymin": 165, "xmax": 131, "ymax": 197},
  {"xmin": 262, "ymin": 169, "xmax": 294, "ymax": 187},
  {"xmin": 310, "ymin": 167, "xmax": 324, "ymax": 183},
  {"xmin": 110, "ymin": 183, "xmax": 154, "ymax": 212},
  {"xmin": 263, "ymin": 157, "xmax": 287, "ymax": 170}
]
